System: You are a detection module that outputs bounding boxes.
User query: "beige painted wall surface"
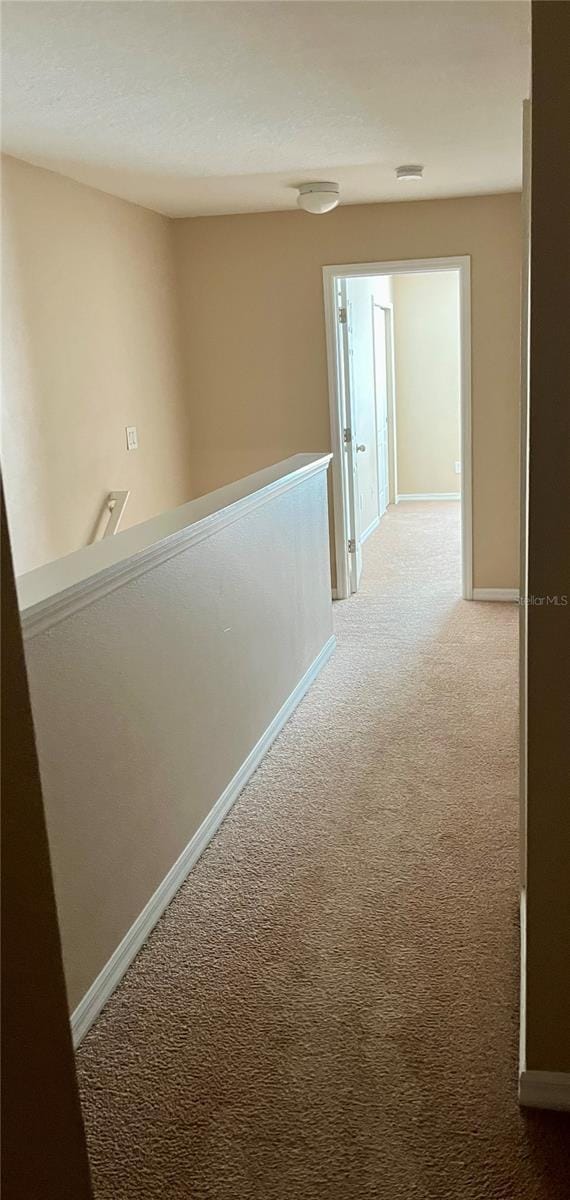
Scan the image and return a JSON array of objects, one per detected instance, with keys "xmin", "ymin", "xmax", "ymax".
[
  {"xmin": 1, "ymin": 156, "xmax": 192, "ymax": 575},
  {"xmin": 174, "ymin": 192, "xmax": 521, "ymax": 589},
  {"xmin": 393, "ymin": 272, "xmax": 460, "ymax": 496}
]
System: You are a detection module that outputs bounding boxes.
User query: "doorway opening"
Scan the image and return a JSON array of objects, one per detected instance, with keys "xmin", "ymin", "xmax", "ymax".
[{"xmin": 323, "ymin": 257, "xmax": 472, "ymax": 600}]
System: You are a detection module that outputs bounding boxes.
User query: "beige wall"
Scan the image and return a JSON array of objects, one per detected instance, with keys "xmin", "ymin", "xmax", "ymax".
[
  {"xmin": 393, "ymin": 272, "xmax": 460, "ymax": 497},
  {"xmin": 2, "ymin": 156, "xmax": 193, "ymax": 576},
  {"xmin": 173, "ymin": 192, "xmax": 521, "ymax": 589},
  {"xmin": 2, "ymin": 159, "xmax": 521, "ymax": 590}
]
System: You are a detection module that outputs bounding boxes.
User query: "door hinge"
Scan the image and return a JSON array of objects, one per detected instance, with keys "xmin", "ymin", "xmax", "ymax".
[
  {"xmin": 343, "ymin": 427, "xmax": 352, "ymax": 444},
  {"xmin": 348, "ymin": 538, "xmax": 356, "ymax": 554},
  {"xmin": 338, "ymin": 306, "xmax": 347, "ymax": 324}
]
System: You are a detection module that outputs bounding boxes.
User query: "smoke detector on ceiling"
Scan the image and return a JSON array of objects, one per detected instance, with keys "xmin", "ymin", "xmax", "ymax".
[
  {"xmin": 396, "ymin": 164, "xmax": 424, "ymax": 181},
  {"xmin": 297, "ymin": 182, "xmax": 340, "ymax": 215}
]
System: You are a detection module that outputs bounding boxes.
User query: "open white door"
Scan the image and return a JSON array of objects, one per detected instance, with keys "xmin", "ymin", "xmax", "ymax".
[
  {"xmin": 325, "ymin": 256, "xmax": 471, "ymax": 602},
  {"xmin": 372, "ymin": 303, "xmax": 390, "ymax": 517},
  {"xmin": 337, "ymin": 280, "xmax": 363, "ymax": 591}
]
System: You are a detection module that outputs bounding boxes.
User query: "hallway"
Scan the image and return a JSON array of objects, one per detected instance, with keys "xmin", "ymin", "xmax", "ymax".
[{"xmin": 77, "ymin": 503, "xmax": 568, "ymax": 1199}]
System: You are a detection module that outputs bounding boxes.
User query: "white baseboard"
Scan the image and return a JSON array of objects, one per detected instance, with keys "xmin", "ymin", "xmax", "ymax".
[
  {"xmin": 360, "ymin": 515, "xmax": 380, "ymax": 543},
  {"xmin": 71, "ymin": 634, "xmax": 336, "ymax": 1047},
  {"xmin": 396, "ymin": 492, "xmax": 461, "ymax": 502},
  {"xmin": 518, "ymin": 890, "xmax": 570, "ymax": 1111},
  {"xmin": 519, "ymin": 1071, "xmax": 570, "ymax": 1111},
  {"xmin": 472, "ymin": 588, "xmax": 519, "ymax": 602}
]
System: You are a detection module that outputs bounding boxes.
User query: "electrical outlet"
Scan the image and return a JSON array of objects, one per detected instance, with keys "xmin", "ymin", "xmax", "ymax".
[
  {"xmin": 454, "ymin": 460, "xmax": 461, "ymax": 474},
  {"xmin": 126, "ymin": 426, "xmax": 138, "ymax": 451}
]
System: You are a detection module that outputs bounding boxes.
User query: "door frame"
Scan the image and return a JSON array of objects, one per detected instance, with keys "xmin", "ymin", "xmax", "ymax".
[
  {"xmin": 337, "ymin": 278, "xmax": 363, "ymax": 589},
  {"xmin": 323, "ymin": 255, "xmax": 472, "ymax": 601},
  {"xmin": 371, "ymin": 298, "xmax": 397, "ymax": 512}
]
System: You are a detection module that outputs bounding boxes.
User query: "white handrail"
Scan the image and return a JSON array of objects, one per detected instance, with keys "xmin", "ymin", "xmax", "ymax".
[{"xmin": 101, "ymin": 491, "xmax": 130, "ymax": 539}]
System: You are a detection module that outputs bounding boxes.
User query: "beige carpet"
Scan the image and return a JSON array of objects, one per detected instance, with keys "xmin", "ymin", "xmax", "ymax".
[{"xmin": 77, "ymin": 502, "xmax": 569, "ymax": 1199}]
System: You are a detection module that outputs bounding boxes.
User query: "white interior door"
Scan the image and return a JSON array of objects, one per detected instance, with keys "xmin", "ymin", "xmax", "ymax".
[
  {"xmin": 347, "ymin": 279, "xmax": 380, "ymax": 549},
  {"xmin": 372, "ymin": 303, "xmax": 390, "ymax": 516},
  {"xmin": 337, "ymin": 280, "xmax": 363, "ymax": 591}
]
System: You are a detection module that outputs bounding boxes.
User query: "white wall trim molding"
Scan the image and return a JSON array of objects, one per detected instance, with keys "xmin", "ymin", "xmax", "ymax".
[
  {"xmin": 519, "ymin": 1072, "xmax": 570, "ymax": 1112},
  {"xmin": 360, "ymin": 514, "xmax": 380, "ymax": 542},
  {"xmin": 70, "ymin": 633, "xmax": 336, "ymax": 1046},
  {"xmin": 323, "ymin": 255, "xmax": 472, "ymax": 601},
  {"xmin": 19, "ymin": 454, "xmax": 332, "ymax": 641},
  {"xmin": 518, "ymin": 890, "xmax": 570, "ymax": 1111},
  {"xmin": 396, "ymin": 492, "xmax": 461, "ymax": 502},
  {"xmin": 472, "ymin": 588, "xmax": 519, "ymax": 602}
]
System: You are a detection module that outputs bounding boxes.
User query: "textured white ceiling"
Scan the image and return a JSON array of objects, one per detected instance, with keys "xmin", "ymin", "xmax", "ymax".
[{"xmin": 1, "ymin": 1, "xmax": 530, "ymax": 218}]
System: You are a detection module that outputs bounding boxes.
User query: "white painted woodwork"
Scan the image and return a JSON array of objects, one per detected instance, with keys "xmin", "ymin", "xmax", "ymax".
[
  {"xmin": 19, "ymin": 455, "xmax": 334, "ymax": 1012},
  {"xmin": 397, "ymin": 493, "xmax": 461, "ymax": 502},
  {"xmin": 372, "ymin": 303, "xmax": 390, "ymax": 517},
  {"xmin": 472, "ymin": 588, "xmax": 519, "ymax": 602},
  {"xmin": 324, "ymin": 257, "xmax": 473, "ymax": 601},
  {"xmin": 345, "ymin": 277, "xmax": 380, "ymax": 547},
  {"xmin": 337, "ymin": 280, "xmax": 363, "ymax": 591}
]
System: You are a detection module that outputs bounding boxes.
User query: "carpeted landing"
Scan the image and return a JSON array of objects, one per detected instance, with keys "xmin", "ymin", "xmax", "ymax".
[{"xmin": 77, "ymin": 502, "xmax": 570, "ymax": 1199}]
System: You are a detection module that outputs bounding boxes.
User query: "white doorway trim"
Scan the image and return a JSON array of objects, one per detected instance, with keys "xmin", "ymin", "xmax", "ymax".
[
  {"xmin": 323, "ymin": 256, "xmax": 472, "ymax": 601},
  {"xmin": 371, "ymin": 299, "xmax": 398, "ymax": 508}
]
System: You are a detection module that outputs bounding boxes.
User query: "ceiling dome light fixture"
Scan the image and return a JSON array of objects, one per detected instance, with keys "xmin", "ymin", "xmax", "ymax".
[
  {"xmin": 396, "ymin": 164, "xmax": 424, "ymax": 181},
  {"xmin": 297, "ymin": 182, "xmax": 340, "ymax": 215}
]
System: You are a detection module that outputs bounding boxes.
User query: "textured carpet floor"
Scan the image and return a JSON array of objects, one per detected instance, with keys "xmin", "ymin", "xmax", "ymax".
[{"xmin": 77, "ymin": 502, "xmax": 570, "ymax": 1199}]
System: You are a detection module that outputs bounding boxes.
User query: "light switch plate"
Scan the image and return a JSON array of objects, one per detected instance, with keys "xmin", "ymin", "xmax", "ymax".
[
  {"xmin": 126, "ymin": 426, "xmax": 138, "ymax": 451},
  {"xmin": 454, "ymin": 460, "xmax": 461, "ymax": 474}
]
